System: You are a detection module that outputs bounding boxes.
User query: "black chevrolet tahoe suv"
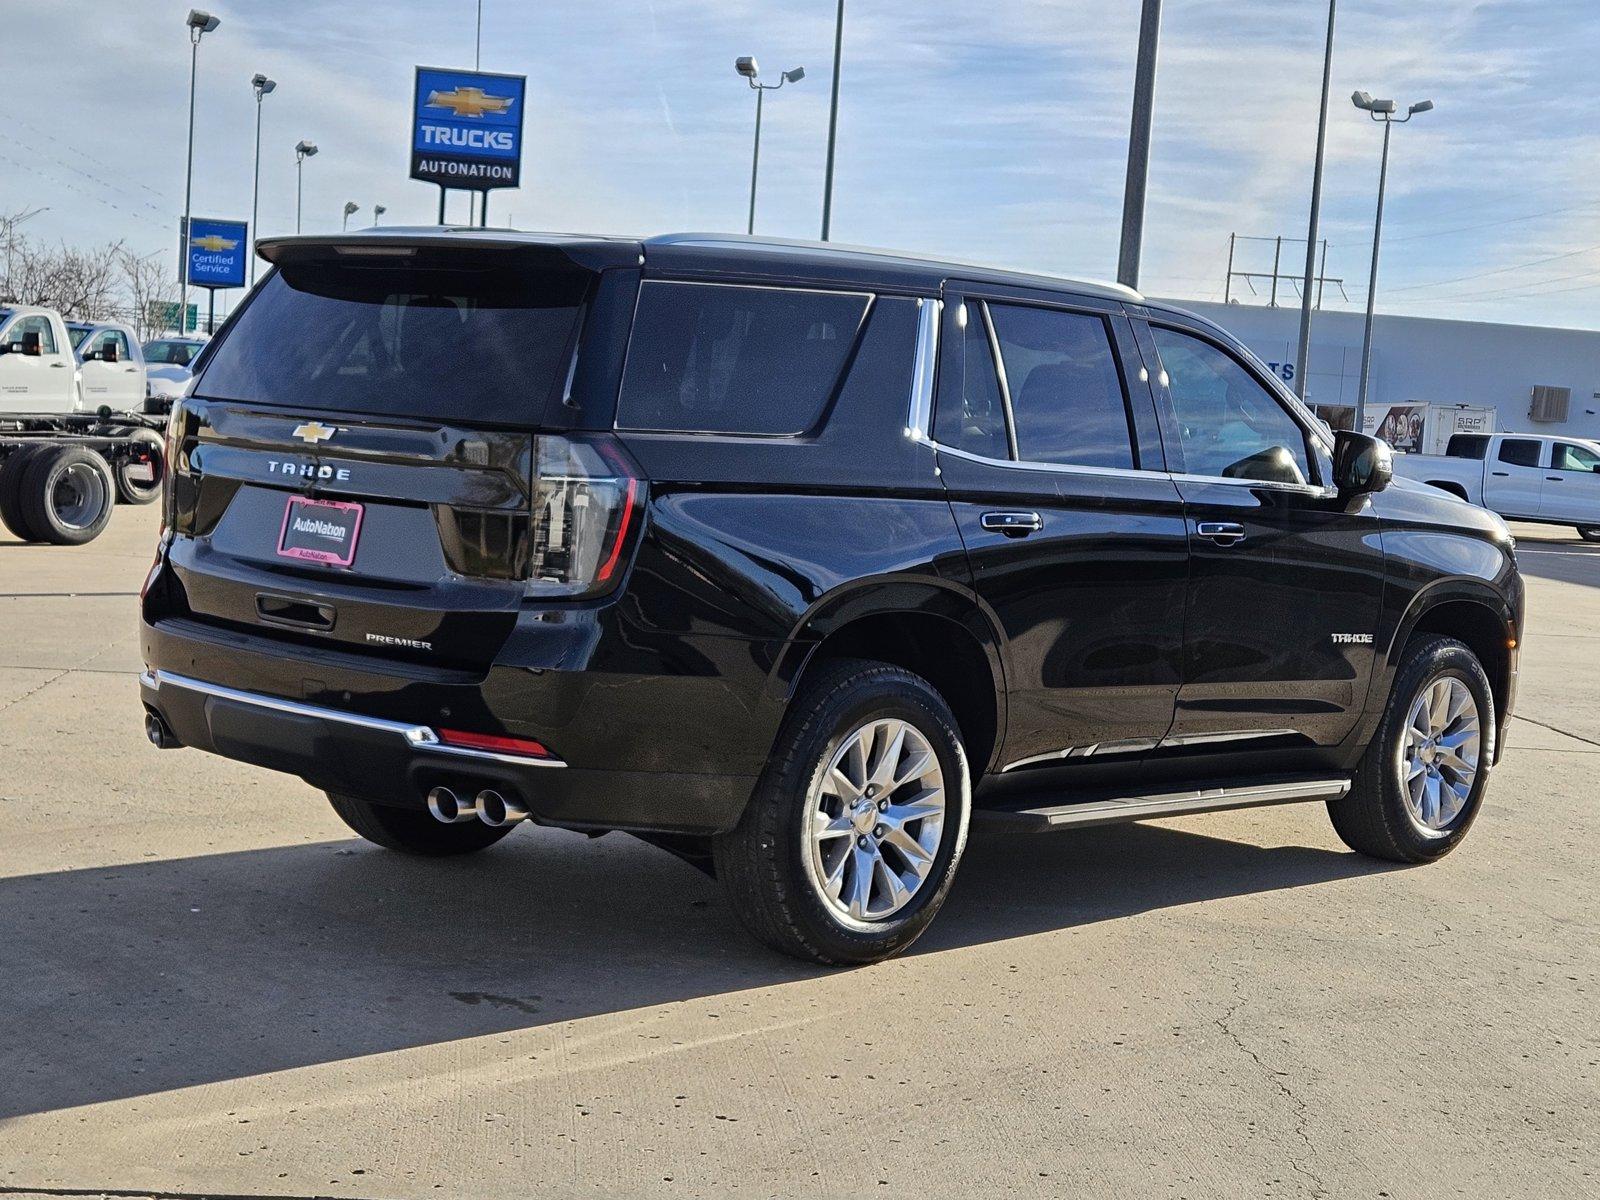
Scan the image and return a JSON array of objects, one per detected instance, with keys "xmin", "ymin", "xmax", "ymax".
[{"xmin": 139, "ymin": 229, "xmax": 1524, "ymax": 964}]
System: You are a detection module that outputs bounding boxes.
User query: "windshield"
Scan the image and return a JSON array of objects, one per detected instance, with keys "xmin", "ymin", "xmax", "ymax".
[
  {"xmin": 144, "ymin": 340, "xmax": 199, "ymax": 366},
  {"xmin": 68, "ymin": 324, "xmax": 94, "ymax": 349},
  {"xmin": 195, "ymin": 254, "xmax": 589, "ymax": 426}
]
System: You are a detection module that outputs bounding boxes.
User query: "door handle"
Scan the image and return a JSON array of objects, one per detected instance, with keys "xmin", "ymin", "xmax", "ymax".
[
  {"xmin": 1546, "ymin": 476, "xmax": 1564, "ymax": 482},
  {"xmin": 1491, "ymin": 471, "xmax": 1510, "ymax": 477},
  {"xmin": 981, "ymin": 510, "xmax": 1043, "ymax": 537},
  {"xmin": 1196, "ymin": 521, "xmax": 1247, "ymax": 546},
  {"xmin": 48, "ymin": 361, "xmax": 67, "ymax": 368}
]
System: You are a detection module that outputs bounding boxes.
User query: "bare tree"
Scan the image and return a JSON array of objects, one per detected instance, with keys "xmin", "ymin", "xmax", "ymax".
[{"xmin": 116, "ymin": 247, "xmax": 170, "ymax": 340}]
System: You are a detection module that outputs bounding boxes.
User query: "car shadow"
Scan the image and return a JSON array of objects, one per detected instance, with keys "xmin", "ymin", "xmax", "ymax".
[{"xmin": 2, "ymin": 818, "xmax": 1391, "ymax": 1120}]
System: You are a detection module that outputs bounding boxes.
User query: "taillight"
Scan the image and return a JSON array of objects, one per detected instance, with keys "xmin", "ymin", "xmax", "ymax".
[
  {"xmin": 525, "ymin": 434, "xmax": 643, "ymax": 599},
  {"xmin": 160, "ymin": 399, "xmax": 186, "ymax": 535}
]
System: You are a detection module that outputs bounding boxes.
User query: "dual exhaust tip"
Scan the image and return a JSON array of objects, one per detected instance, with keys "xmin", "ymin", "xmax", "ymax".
[{"xmin": 427, "ymin": 786, "xmax": 529, "ymax": 828}]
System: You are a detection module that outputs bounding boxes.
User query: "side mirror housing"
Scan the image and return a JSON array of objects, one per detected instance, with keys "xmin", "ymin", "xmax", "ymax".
[
  {"xmin": 1333, "ymin": 431, "xmax": 1393, "ymax": 498},
  {"xmin": 101, "ymin": 342, "xmax": 119, "ymax": 363},
  {"xmin": 20, "ymin": 331, "xmax": 42, "ymax": 357}
]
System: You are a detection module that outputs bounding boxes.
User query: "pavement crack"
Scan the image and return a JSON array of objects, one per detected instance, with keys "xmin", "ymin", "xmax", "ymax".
[
  {"xmin": 1213, "ymin": 979, "xmax": 1328, "ymax": 1198},
  {"xmin": 1518, "ymin": 715, "xmax": 1600, "ymax": 749}
]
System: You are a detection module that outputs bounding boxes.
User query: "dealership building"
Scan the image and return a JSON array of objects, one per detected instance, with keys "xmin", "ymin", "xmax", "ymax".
[{"xmin": 1163, "ymin": 299, "xmax": 1600, "ymax": 452}]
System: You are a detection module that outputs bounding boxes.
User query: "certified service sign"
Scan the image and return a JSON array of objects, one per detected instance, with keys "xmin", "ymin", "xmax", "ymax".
[
  {"xmin": 184, "ymin": 217, "xmax": 248, "ymax": 289},
  {"xmin": 411, "ymin": 66, "xmax": 527, "ymax": 190}
]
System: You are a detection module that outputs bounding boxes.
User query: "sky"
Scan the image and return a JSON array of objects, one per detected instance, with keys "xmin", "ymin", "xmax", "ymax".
[{"xmin": 3, "ymin": 0, "xmax": 1600, "ymax": 329}]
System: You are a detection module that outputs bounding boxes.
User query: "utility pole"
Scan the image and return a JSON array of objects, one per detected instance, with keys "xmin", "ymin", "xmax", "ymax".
[
  {"xmin": 1116, "ymin": 0, "xmax": 1162, "ymax": 290},
  {"xmin": 1293, "ymin": 0, "xmax": 1337, "ymax": 399},
  {"xmin": 820, "ymin": 0, "xmax": 845, "ymax": 241}
]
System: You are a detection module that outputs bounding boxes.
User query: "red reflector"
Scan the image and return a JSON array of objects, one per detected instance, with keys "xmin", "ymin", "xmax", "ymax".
[{"xmin": 437, "ymin": 728, "xmax": 555, "ymax": 759}]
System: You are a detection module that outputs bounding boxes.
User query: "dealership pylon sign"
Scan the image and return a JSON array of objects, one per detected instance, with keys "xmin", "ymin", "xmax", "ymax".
[{"xmin": 410, "ymin": 66, "xmax": 527, "ymax": 191}]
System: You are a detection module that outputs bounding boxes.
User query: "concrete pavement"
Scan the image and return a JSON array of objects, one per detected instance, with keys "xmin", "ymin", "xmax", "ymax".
[{"xmin": 0, "ymin": 507, "xmax": 1595, "ymax": 1198}]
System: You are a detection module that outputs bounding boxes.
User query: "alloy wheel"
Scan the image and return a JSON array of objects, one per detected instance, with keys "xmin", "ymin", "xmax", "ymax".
[
  {"xmin": 804, "ymin": 717, "xmax": 946, "ymax": 923},
  {"xmin": 1399, "ymin": 676, "xmax": 1480, "ymax": 833}
]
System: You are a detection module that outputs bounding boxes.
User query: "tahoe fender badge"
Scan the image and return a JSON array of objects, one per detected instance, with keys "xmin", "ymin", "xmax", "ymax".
[{"xmin": 1332, "ymin": 633, "xmax": 1374, "ymax": 645}]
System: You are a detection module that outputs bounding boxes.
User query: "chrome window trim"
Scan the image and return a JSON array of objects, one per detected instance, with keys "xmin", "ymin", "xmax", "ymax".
[
  {"xmin": 930, "ymin": 439, "xmax": 1158, "ymax": 483},
  {"xmin": 977, "ymin": 299, "xmax": 1022, "ymax": 460},
  {"xmin": 905, "ymin": 297, "xmax": 941, "ymax": 442},
  {"xmin": 141, "ymin": 669, "xmax": 567, "ymax": 768}
]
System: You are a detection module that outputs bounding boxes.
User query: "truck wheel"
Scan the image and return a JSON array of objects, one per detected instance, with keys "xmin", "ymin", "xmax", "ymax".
[
  {"xmin": 0, "ymin": 446, "xmax": 47, "ymax": 542},
  {"xmin": 113, "ymin": 429, "xmax": 164, "ymax": 505},
  {"xmin": 19, "ymin": 446, "xmax": 116, "ymax": 546},
  {"xmin": 713, "ymin": 658, "xmax": 971, "ymax": 965},
  {"xmin": 1577, "ymin": 526, "xmax": 1600, "ymax": 542},
  {"xmin": 1328, "ymin": 635, "xmax": 1495, "ymax": 863},
  {"xmin": 325, "ymin": 792, "xmax": 513, "ymax": 855}
]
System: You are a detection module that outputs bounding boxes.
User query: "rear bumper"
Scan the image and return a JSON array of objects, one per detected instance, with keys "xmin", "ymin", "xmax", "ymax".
[{"xmin": 138, "ymin": 651, "xmax": 763, "ymax": 838}]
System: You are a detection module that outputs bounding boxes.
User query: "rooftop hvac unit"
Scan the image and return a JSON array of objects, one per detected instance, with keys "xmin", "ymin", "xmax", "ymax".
[{"xmin": 1529, "ymin": 384, "xmax": 1571, "ymax": 423}]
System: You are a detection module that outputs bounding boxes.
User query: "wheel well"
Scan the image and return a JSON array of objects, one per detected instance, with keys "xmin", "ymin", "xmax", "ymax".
[
  {"xmin": 1425, "ymin": 480, "xmax": 1470, "ymax": 501},
  {"xmin": 799, "ymin": 612, "xmax": 1000, "ymax": 777},
  {"xmin": 1409, "ymin": 600, "xmax": 1511, "ymax": 728}
]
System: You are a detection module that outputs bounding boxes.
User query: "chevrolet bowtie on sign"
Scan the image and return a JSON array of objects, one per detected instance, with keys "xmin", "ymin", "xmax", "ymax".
[
  {"xmin": 411, "ymin": 66, "xmax": 528, "ymax": 191},
  {"xmin": 183, "ymin": 216, "xmax": 249, "ymax": 289}
]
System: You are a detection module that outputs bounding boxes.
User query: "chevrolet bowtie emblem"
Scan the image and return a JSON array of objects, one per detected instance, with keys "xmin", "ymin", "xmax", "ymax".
[
  {"xmin": 292, "ymin": 421, "xmax": 338, "ymax": 444},
  {"xmin": 425, "ymin": 85, "xmax": 514, "ymax": 118},
  {"xmin": 190, "ymin": 234, "xmax": 239, "ymax": 252}
]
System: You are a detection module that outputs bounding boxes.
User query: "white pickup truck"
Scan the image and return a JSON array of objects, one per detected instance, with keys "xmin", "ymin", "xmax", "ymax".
[
  {"xmin": 0, "ymin": 306, "xmax": 147, "ymax": 414},
  {"xmin": 1394, "ymin": 431, "xmax": 1600, "ymax": 541}
]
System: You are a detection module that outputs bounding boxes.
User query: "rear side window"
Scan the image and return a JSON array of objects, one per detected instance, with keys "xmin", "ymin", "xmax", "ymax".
[
  {"xmin": 617, "ymin": 282, "xmax": 869, "ymax": 435},
  {"xmin": 988, "ymin": 303, "xmax": 1134, "ymax": 469},
  {"xmin": 934, "ymin": 302, "xmax": 1011, "ymax": 460},
  {"xmin": 1554, "ymin": 442, "xmax": 1600, "ymax": 472},
  {"xmin": 196, "ymin": 254, "xmax": 589, "ymax": 426},
  {"xmin": 1498, "ymin": 439, "xmax": 1541, "ymax": 467},
  {"xmin": 1446, "ymin": 434, "xmax": 1489, "ymax": 459}
]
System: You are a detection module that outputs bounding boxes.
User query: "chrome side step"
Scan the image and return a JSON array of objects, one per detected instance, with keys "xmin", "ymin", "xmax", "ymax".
[{"xmin": 975, "ymin": 776, "xmax": 1351, "ymax": 833}]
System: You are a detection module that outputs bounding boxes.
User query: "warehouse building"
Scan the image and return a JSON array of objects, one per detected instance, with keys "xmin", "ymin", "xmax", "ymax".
[{"xmin": 1165, "ymin": 300, "xmax": 1600, "ymax": 453}]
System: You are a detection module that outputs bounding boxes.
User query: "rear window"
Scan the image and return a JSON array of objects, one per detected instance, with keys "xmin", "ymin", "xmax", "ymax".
[
  {"xmin": 195, "ymin": 254, "xmax": 589, "ymax": 426},
  {"xmin": 1446, "ymin": 434, "xmax": 1488, "ymax": 459},
  {"xmin": 616, "ymin": 281, "xmax": 870, "ymax": 435}
]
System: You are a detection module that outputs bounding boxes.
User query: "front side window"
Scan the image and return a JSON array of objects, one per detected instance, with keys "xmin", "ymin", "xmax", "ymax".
[
  {"xmin": 1553, "ymin": 442, "xmax": 1600, "ymax": 472},
  {"xmin": 6, "ymin": 315, "xmax": 58, "ymax": 355},
  {"xmin": 1151, "ymin": 325, "xmax": 1311, "ymax": 485},
  {"xmin": 1498, "ymin": 439, "xmax": 1541, "ymax": 468},
  {"xmin": 987, "ymin": 303, "xmax": 1136, "ymax": 469},
  {"xmin": 617, "ymin": 282, "xmax": 870, "ymax": 436}
]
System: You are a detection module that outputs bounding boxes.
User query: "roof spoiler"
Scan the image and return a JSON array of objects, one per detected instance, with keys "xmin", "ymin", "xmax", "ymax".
[{"xmin": 256, "ymin": 228, "xmax": 642, "ymax": 273}]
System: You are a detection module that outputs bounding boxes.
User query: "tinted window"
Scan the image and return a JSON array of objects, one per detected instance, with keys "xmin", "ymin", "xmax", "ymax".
[
  {"xmin": 987, "ymin": 303, "xmax": 1134, "ymax": 469},
  {"xmin": 617, "ymin": 282, "xmax": 868, "ymax": 435},
  {"xmin": 1152, "ymin": 325, "xmax": 1310, "ymax": 484},
  {"xmin": 935, "ymin": 301, "xmax": 1010, "ymax": 460},
  {"xmin": 1498, "ymin": 439, "xmax": 1541, "ymax": 467},
  {"xmin": 196, "ymin": 256, "xmax": 588, "ymax": 426},
  {"xmin": 1446, "ymin": 434, "xmax": 1489, "ymax": 459},
  {"xmin": 1553, "ymin": 442, "xmax": 1600, "ymax": 472},
  {"xmin": 145, "ymin": 340, "xmax": 200, "ymax": 366}
]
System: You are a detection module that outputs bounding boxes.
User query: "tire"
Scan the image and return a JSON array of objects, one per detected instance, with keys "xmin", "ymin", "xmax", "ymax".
[
  {"xmin": 112, "ymin": 429, "xmax": 164, "ymax": 505},
  {"xmin": 1577, "ymin": 526, "xmax": 1600, "ymax": 543},
  {"xmin": 0, "ymin": 446, "xmax": 47, "ymax": 542},
  {"xmin": 714, "ymin": 658, "xmax": 971, "ymax": 966},
  {"xmin": 19, "ymin": 446, "xmax": 116, "ymax": 546},
  {"xmin": 325, "ymin": 792, "xmax": 514, "ymax": 856},
  {"xmin": 1328, "ymin": 635, "xmax": 1495, "ymax": 863}
]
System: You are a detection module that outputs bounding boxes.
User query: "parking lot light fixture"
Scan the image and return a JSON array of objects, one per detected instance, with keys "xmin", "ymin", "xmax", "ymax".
[
  {"xmin": 294, "ymin": 141, "xmax": 318, "ymax": 235},
  {"xmin": 1353, "ymin": 91, "xmax": 1433, "ymax": 429},
  {"xmin": 180, "ymin": 9, "xmax": 221, "ymax": 328},
  {"xmin": 249, "ymin": 73, "xmax": 276, "ymax": 286},
  {"xmin": 736, "ymin": 56, "xmax": 804, "ymax": 236},
  {"xmin": 342, "ymin": 201, "xmax": 360, "ymax": 231},
  {"xmin": 373, "ymin": 204, "xmax": 387, "ymax": 225}
]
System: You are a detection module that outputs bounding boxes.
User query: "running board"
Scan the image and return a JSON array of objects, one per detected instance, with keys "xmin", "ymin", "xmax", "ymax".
[{"xmin": 975, "ymin": 776, "xmax": 1352, "ymax": 833}]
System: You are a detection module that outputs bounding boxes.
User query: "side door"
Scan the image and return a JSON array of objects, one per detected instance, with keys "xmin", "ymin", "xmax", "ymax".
[
  {"xmin": 78, "ymin": 329, "xmax": 142, "ymax": 411},
  {"xmin": 1541, "ymin": 440, "xmax": 1600, "ymax": 524},
  {"xmin": 1132, "ymin": 314, "xmax": 1386, "ymax": 776},
  {"xmin": 1482, "ymin": 437, "xmax": 1545, "ymax": 518},
  {"xmin": 931, "ymin": 284, "xmax": 1188, "ymax": 778},
  {"xmin": 0, "ymin": 315, "xmax": 71, "ymax": 413}
]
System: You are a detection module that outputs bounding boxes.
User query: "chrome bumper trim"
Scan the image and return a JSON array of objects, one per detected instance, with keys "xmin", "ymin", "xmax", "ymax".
[{"xmin": 139, "ymin": 669, "xmax": 567, "ymax": 768}]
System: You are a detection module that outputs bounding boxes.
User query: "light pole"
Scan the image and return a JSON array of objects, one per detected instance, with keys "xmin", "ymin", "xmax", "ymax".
[
  {"xmin": 1352, "ymin": 91, "xmax": 1432, "ymax": 431},
  {"xmin": 342, "ymin": 201, "xmax": 360, "ymax": 231},
  {"xmin": 1293, "ymin": 1, "xmax": 1336, "ymax": 400},
  {"xmin": 1116, "ymin": 0, "xmax": 1162, "ymax": 290},
  {"xmin": 180, "ymin": 9, "xmax": 221, "ymax": 328},
  {"xmin": 373, "ymin": 204, "xmax": 387, "ymax": 225},
  {"xmin": 820, "ymin": 0, "xmax": 845, "ymax": 241},
  {"xmin": 294, "ymin": 141, "xmax": 318, "ymax": 234},
  {"xmin": 735, "ymin": 58, "xmax": 804, "ymax": 236},
  {"xmin": 249, "ymin": 72, "xmax": 275, "ymax": 286}
]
